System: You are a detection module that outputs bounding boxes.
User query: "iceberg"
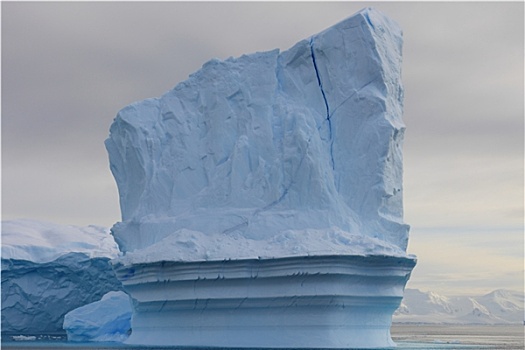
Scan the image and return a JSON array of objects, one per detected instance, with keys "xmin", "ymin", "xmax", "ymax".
[
  {"xmin": 63, "ymin": 291, "xmax": 132, "ymax": 342},
  {"xmin": 106, "ymin": 7, "xmax": 416, "ymax": 348},
  {"xmin": 1, "ymin": 219, "xmax": 123, "ymax": 335}
]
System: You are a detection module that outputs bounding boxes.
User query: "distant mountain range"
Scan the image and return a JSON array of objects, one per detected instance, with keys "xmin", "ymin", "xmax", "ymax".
[{"xmin": 393, "ymin": 288, "xmax": 524, "ymax": 324}]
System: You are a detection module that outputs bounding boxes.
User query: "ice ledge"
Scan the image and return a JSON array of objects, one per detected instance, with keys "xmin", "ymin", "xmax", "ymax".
[
  {"xmin": 111, "ymin": 227, "xmax": 411, "ymax": 266},
  {"xmin": 114, "ymin": 254, "xmax": 416, "ymax": 348}
]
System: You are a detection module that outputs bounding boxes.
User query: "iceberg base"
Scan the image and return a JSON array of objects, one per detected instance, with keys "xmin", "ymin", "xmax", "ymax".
[{"xmin": 113, "ymin": 254, "xmax": 416, "ymax": 349}]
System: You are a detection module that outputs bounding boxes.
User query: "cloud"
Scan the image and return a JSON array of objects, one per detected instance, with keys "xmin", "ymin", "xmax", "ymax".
[
  {"xmin": 407, "ymin": 227, "xmax": 524, "ymax": 295},
  {"xmin": 404, "ymin": 152, "xmax": 523, "ymax": 228}
]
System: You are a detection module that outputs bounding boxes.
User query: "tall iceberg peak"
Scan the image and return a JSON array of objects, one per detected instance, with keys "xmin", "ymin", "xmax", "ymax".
[
  {"xmin": 107, "ymin": 8, "xmax": 416, "ymax": 349},
  {"xmin": 106, "ymin": 7, "xmax": 409, "ymax": 258},
  {"xmin": 1, "ymin": 219, "xmax": 123, "ymax": 335}
]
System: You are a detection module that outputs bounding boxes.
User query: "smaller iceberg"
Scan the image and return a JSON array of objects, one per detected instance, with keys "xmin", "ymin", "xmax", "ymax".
[{"xmin": 63, "ymin": 291, "xmax": 132, "ymax": 342}]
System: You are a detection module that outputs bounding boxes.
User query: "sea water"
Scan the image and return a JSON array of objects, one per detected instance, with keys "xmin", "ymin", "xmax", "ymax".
[
  {"xmin": 391, "ymin": 324, "xmax": 523, "ymax": 349},
  {"xmin": 2, "ymin": 325, "xmax": 523, "ymax": 350}
]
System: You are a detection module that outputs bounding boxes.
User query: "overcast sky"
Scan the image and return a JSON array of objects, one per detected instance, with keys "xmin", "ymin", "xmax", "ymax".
[{"xmin": 2, "ymin": 2, "xmax": 523, "ymax": 296}]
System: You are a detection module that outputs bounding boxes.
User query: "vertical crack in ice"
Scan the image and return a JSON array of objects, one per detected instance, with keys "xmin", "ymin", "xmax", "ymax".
[
  {"xmin": 158, "ymin": 300, "xmax": 167, "ymax": 312},
  {"xmin": 309, "ymin": 38, "xmax": 330, "ymax": 120},
  {"xmin": 309, "ymin": 37, "xmax": 335, "ymax": 170}
]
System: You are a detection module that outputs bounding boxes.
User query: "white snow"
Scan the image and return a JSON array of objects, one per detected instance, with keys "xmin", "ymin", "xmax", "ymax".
[
  {"xmin": 116, "ymin": 227, "xmax": 411, "ymax": 265},
  {"xmin": 1, "ymin": 219, "xmax": 119, "ymax": 263},
  {"xmin": 106, "ymin": 7, "xmax": 410, "ymax": 262},
  {"xmin": 63, "ymin": 291, "xmax": 132, "ymax": 342},
  {"xmin": 114, "ymin": 254, "xmax": 415, "ymax": 348}
]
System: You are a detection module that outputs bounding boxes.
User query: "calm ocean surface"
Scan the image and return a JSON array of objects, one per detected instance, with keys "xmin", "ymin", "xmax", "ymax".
[{"xmin": 2, "ymin": 325, "xmax": 524, "ymax": 350}]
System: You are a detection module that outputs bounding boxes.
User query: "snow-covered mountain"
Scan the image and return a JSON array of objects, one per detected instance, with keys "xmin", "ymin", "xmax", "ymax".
[{"xmin": 394, "ymin": 288, "xmax": 524, "ymax": 324}]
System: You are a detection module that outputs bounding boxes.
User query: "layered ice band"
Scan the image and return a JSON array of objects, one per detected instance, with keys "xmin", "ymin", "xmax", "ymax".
[{"xmin": 114, "ymin": 254, "xmax": 416, "ymax": 348}]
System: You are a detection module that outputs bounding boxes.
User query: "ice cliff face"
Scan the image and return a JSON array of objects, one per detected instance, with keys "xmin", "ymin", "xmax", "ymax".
[
  {"xmin": 106, "ymin": 7, "xmax": 409, "ymax": 258},
  {"xmin": 1, "ymin": 219, "xmax": 122, "ymax": 335}
]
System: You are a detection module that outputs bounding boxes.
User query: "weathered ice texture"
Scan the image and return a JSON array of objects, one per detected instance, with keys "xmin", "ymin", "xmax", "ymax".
[
  {"xmin": 106, "ymin": 7, "xmax": 416, "ymax": 349},
  {"xmin": 106, "ymin": 7, "xmax": 409, "ymax": 259},
  {"xmin": 1, "ymin": 219, "xmax": 122, "ymax": 335},
  {"xmin": 114, "ymin": 255, "xmax": 415, "ymax": 348}
]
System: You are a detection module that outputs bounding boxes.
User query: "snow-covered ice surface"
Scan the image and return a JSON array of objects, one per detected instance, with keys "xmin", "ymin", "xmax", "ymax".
[
  {"xmin": 106, "ymin": 6, "xmax": 410, "ymax": 261},
  {"xmin": 105, "ymin": 7, "xmax": 417, "ymax": 349},
  {"xmin": 2, "ymin": 219, "xmax": 119, "ymax": 263},
  {"xmin": 1, "ymin": 219, "xmax": 123, "ymax": 335},
  {"xmin": 63, "ymin": 292, "xmax": 132, "ymax": 343}
]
